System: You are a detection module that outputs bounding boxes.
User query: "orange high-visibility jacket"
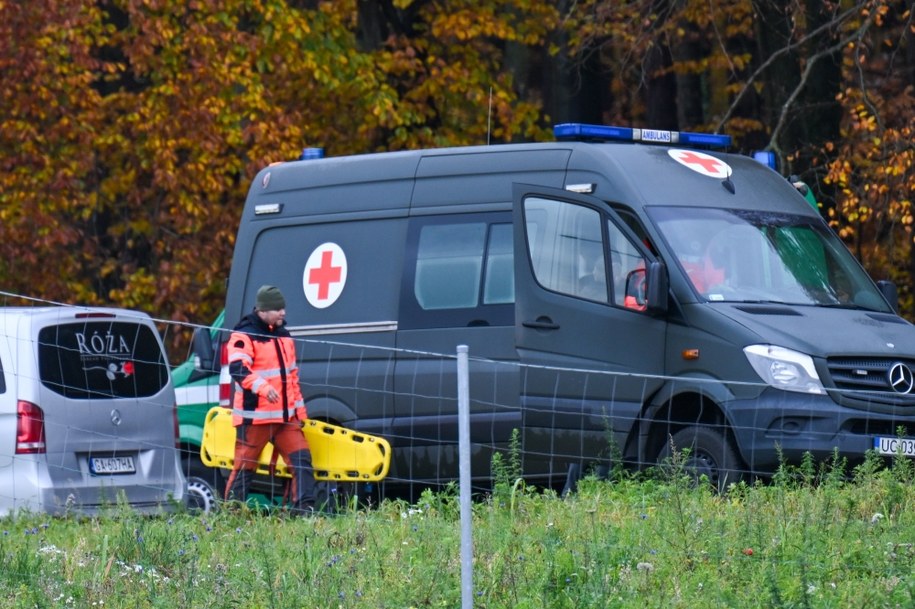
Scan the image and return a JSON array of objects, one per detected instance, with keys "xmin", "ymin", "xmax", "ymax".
[{"xmin": 227, "ymin": 312, "xmax": 306, "ymax": 426}]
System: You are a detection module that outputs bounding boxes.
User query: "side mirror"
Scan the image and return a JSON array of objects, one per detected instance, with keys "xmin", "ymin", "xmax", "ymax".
[
  {"xmin": 191, "ymin": 327, "xmax": 217, "ymax": 372},
  {"xmin": 624, "ymin": 261, "xmax": 668, "ymax": 314},
  {"xmin": 877, "ymin": 280, "xmax": 899, "ymax": 313},
  {"xmin": 646, "ymin": 261, "xmax": 669, "ymax": 313}
]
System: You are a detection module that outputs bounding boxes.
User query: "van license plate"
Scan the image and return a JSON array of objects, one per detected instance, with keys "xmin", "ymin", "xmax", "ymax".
[
  {"xmin": 874, "ymin": 437, "xmax": 915, "ymax": 457},
  {"xmin": 90, "ymin": 456, "xmax": 136, "ymax": 475}
]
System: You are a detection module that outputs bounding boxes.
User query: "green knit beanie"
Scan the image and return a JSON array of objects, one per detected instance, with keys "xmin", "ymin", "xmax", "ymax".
[{"xmin": 256, "ymin": 285, "xmax": 286, "ymax": 311}]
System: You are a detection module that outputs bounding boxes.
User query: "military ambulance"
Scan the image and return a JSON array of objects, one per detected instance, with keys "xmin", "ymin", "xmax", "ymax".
[{"xmin": 213, "ymin": 124, "xmax": 915, "ymax": 493}]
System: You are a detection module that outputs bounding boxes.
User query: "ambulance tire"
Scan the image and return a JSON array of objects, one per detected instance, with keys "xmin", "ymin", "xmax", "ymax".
[
  {"xmin": 657, "ymin": 426, "xmax": 742, "ymax": 493},
  {"xmin": 185, "ymin": 457, "xmax": 225, "ymax": 513}
]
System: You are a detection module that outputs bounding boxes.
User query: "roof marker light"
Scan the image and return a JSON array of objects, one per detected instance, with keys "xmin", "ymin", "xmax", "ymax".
[
  {"xmin": 254, "ymin": 203, "xmax": 283, "ymax": 215},
  {"xmin": 300, "ymin": 147, "xmax": 325, "ymax": 160},
  {"xmin": 554, "ymin": 123, "xmax": 731, "ymax": 149}
]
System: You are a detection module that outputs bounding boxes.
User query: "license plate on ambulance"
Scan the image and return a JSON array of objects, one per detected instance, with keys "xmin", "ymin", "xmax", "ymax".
[
  {"xmin": 874, "ymin": 437, "xmax": 915, "ymax": 457},
  {"xmin": 89, "ymin": 456, "xmax": 136, "ymax": 475}
]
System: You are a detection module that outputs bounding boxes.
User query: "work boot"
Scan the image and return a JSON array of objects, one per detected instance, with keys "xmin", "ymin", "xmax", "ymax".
[
  {"xmin": 225, "ymin": 469, "xmax": 254, "ymax": 504},
  {"xmin": 289, "ymin": 449, "xmax": 318, "ymax": 514}
]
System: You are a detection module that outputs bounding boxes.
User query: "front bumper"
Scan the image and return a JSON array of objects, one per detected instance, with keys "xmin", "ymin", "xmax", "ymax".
[{"xmin": 727, "ymin": 388, "xmax": 915, "ymax": 473}]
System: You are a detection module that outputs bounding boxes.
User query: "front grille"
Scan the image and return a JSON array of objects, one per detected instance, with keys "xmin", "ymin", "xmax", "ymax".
[{"xmin": 826, "ymin": 357, "xmax": 915, "ymax": 407}]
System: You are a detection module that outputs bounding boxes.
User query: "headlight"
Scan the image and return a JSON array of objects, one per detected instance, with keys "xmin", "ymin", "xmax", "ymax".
[{"xmin": 743, "ymin": 345, "xmax": 825, "ymax": 395}]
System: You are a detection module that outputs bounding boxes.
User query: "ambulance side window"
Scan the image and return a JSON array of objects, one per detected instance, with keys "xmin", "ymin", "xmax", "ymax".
[
  {"xmin": 524, "ymin": 197, "xmax": 602, "ymax": 298},
  {"xmin": 615, "ymin": 207, "xmax": 657, "ymax": 254},
  {"xmin": 524, "ymin": 197, "xmax": 649, "ymax": 310},
  {"xmin": 482, "ymin": 223, "xmax": 513, "ymax": 305},
  {"xmin": 414, "ymin": 223, "xmax": 486, "ymax": 310},
  {"xmin": 401, "ymin": 213, "xmax": 514, "ymax": 329}
]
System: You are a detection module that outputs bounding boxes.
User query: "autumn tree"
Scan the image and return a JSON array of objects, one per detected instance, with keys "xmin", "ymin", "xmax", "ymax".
[
  {"xmin": 1, "ymin": 0, "xmax": 912, "ymax": 349},
  {"xmin": 1, "ymin": 0, "xmax": 562, "ymax": 357},
  {"xmin": 822, "ymin": 3, "xmax": 915, "ymax": 314},
  {"xmin": 350, "ymin": 0, "xmax": 557, "ymax": 148},
  {"xmin": 560, "ymin": 0, "xmax": 913, "ymax": 312},
  {"xmin": 0, "ymin": 0, "xmax": 107, "ymax": 304}
]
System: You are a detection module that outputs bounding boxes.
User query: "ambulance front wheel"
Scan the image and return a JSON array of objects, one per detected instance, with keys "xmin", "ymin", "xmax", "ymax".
[
  {"xmin": 184, "ymin": 457, "xmax": 226, "ymax": 513},
  {"xmin": 656, "ymin": 426, "xmax": 742, "ymax": 493}
]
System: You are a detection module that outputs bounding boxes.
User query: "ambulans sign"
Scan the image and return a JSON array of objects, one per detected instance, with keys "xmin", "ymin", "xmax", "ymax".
[{"xmin": 303, "ymin": 242, "xmax": 347, "ymax": 309}]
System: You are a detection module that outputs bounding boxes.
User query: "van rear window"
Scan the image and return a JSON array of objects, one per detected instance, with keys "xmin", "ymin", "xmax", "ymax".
[{"xmin": 38, "ymin": 322, "xmax": 168, "ymax": 399}]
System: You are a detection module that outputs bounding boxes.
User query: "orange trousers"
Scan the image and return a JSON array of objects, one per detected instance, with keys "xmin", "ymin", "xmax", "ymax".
[{"xmin": 224, "ymin": 421, "xmax": 314, "ymax": 508}]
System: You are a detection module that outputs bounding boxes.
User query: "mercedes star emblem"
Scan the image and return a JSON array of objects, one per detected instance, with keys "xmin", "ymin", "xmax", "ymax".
[{"xmin": 887, "ymin": 362, "xmax": 915, "ymax": 394}]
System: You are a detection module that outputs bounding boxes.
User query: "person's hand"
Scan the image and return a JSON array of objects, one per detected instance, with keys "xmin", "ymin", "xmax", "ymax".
[{"xmin": 262, "ymin": 386, "xmax": 279, "ymax": 403}]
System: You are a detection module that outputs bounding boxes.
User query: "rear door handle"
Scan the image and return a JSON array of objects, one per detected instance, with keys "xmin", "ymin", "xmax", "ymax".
[{"xmin": 522, "ymin": 317, "xmax": 560, "ymax": 330}]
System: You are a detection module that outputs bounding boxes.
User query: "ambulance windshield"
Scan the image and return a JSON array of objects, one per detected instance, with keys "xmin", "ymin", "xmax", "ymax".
[{"xmin": 649, "ymin": 206, "xmax": 891, "ymax": 311}]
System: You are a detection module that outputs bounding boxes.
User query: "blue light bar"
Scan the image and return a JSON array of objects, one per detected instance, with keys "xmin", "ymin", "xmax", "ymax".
[
  {"xmin": 554, "ymin": 123, "xmax": 634, "ymax": 141},
  {"xmin": 753, "ymin": 150, "xmax": 777, "ymax": 170},
  {"xmin": 677, "ymin": 131, "xmax": 732, "ymax": 148},
  {"xmin": 553, "ymin": 123, "xmax": 731, "ymax": 149}
]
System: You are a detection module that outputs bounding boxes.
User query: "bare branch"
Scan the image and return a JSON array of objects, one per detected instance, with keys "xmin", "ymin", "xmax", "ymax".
[
  {"xmin": 852, "ymin": 15, "xmax": 883, "ymax": 132},
  {"xmin": 715, "ymin": 3, "xmax": 860, "ymax": 134},
  {"xmin": 768, "ymin": 7, "xmax": 880, "ymax": 166}
]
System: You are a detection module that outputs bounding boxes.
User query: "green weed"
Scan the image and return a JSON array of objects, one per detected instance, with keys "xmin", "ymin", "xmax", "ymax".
[{"xmin": 0, "ymin": 461, "xmax": 913, "ymax": 608}]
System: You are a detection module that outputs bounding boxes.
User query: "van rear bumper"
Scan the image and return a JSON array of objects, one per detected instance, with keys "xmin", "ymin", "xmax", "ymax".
[
  {"xmin": 0, "ymin": 456, "xmax": 186, "ymax": 516},
  {"xmin": 34, "ymin": 486, "xmax": 186, "ymax": 516},
  {"xmin": 727, "ymin": 389, "xmax": 915, "ymax": 474}
]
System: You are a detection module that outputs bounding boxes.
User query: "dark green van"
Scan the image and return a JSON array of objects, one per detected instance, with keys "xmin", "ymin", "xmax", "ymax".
[{"xmin": 214, "ymin": 124, "xmax": 915, "ymax": 494}]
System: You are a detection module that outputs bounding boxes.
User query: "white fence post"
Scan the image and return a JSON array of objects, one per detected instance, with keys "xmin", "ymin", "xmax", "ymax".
[{"xmin": 457, "ymin": 344, "xmax": 473, "ymax": 609}]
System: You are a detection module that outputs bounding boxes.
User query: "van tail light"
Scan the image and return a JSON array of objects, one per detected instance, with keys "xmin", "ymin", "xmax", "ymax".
[
  {"xmin": 218, "ymin": 342, "xmax": 232, "ymax": 408},
  {"xmin": 16, "ymin": 401, "xmax": 46, "ymax": 454}
]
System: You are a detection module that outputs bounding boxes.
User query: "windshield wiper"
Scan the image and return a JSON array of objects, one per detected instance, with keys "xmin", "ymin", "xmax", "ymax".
[
  {"xmin": 734, "ymin": 299, "xmax": 796, "ymax": 306},
  {"xmin": 819, "ymin": 302, "xmax": 879, "ymax": 312}
]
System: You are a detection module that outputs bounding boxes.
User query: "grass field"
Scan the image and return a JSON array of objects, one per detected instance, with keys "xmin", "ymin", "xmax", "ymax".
[{"xmin": 2, "ymin": 451, "xmax": 914, "ymax": 608}]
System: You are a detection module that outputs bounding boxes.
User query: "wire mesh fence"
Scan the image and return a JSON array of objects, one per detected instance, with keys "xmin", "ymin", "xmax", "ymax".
[{"xmin": 2, "ymin": 293, "xmax": 914, "ymax": 515}]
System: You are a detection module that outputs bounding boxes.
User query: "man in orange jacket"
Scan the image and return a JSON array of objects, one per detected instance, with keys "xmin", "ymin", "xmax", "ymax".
[{"xmin": 224, "ymin": 285, "xmax": 317, "ymax": 514}]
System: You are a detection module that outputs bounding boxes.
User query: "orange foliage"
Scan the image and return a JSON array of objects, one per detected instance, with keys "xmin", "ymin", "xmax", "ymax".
[
  {"xmin": 1, "ymin": 0, "xmax": 913, "ymax": 358},
  {"xmin": 0, "ymin": 0, "xmax": 557, "ymax": 358}
]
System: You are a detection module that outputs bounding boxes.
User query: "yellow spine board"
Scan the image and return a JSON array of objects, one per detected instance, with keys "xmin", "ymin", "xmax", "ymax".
[{"xmin": 200, "ymin": 407, "xmax": 390, "ymax": 482}]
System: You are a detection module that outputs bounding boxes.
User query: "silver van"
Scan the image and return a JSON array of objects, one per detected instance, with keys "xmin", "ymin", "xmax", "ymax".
[{"xmin": 0, "ymin": 307, "xmax": 186, "ymax": 515}]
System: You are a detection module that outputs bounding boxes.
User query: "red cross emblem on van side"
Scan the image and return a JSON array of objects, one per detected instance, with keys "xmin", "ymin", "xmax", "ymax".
[
  {"xmin": 309, "ymin": 250, "xmax": 341, "ymax": 300},
  {"xmin": 668, "ymin": 149, "xmax": 731, "ymax": 178},
  {"xmin": 303, "ymin": 242, "xmax": 348, "ymax": 309}
]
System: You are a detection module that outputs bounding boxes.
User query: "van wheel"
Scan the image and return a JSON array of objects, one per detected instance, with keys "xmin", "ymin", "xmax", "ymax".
[
  {"xmin": 657, "ymin": 426, "xmax": 741, "ymax": 493},
  {"xmin": 185, "ymin": 459, "xmax": 225, "ymax": 513}
]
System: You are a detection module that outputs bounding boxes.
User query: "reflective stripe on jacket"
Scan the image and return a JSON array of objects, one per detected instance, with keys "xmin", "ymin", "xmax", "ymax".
[{"xmin": 228, "ymin": 312, "xmax": 306, "ymax": 426}]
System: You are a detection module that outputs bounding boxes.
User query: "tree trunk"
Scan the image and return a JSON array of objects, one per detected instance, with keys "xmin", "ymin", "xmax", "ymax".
[
  {"xmin": 753, "ymin": 0, "xmax": 803, "ymax": 149},
  {"xmin": 538, "ymin": 0, "xmax": 606, "ymax": 126},
  {"xmin": 671, "ymin": 19, "xmax": 706, "ymax": 128},
  {"xmin": 645, "ymin": 43, "xmax": 678, "ymax": 130}
]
